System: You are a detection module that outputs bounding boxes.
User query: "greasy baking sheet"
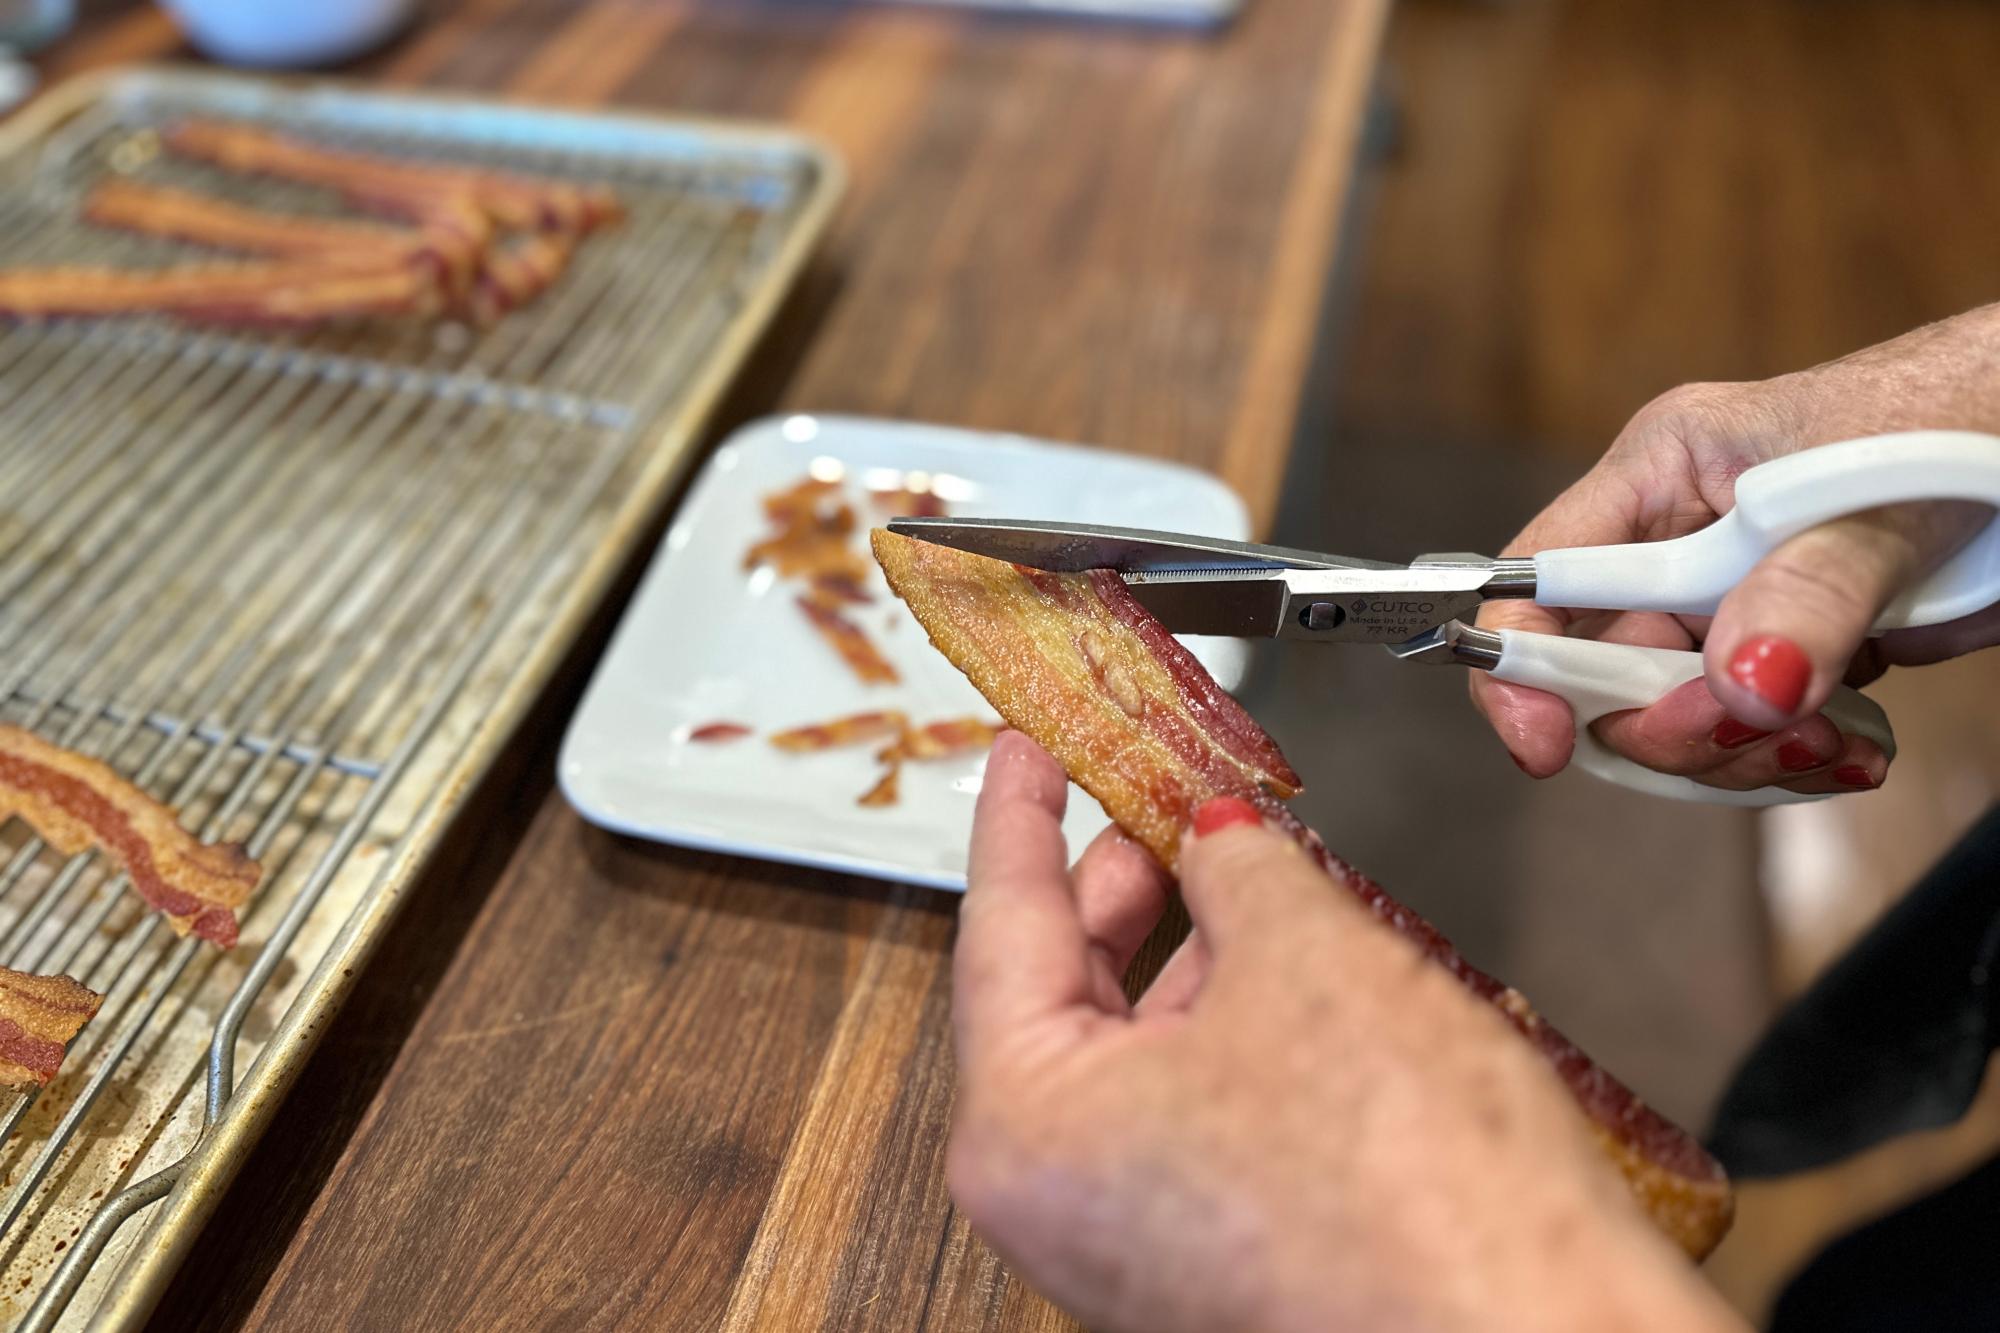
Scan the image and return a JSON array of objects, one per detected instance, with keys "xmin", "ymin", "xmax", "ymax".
[{"xmin": 0, "ymin": 67, "xmax": 839, "ymax": 1329}]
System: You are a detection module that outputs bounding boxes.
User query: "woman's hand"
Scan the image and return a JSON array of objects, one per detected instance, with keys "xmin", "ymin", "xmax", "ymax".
[
  {"xmin": 947, "ymin": 731, "xmax": 1742, "ymax": 1333},
  {"xmin": 1472, "ymin": 304, "xmax": 2000, "ymax": 794}
]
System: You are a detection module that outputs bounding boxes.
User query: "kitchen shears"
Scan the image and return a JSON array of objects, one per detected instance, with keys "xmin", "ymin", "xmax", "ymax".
[{"xmin": 889, "ymin": 431, "xmax": 2000, "ymax": 807}]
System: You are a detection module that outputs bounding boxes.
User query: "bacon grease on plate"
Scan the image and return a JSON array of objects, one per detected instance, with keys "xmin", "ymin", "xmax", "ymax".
[
  {"xmin": 0, "ymin": 725, "xmax": 260, "ymax": 947},
  {"xmin": 0, "ymin": 968, "xmax": 102, "ymax": 1087},
  {"xmin": 870, "ymin": 528, "xmax": 1733, "ymax": 1260}
]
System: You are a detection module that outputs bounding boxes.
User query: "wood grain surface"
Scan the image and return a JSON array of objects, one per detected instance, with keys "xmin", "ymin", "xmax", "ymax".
[{"xmin": 16, "ymin": 0, "xmax": 1391, "ymax": 1326}]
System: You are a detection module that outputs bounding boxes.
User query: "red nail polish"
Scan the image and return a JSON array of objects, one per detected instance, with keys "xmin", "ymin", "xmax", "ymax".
[
  {"xmin": 1711, "ymin": 719, "xmax": 1772, "ymax": 749},
  {"xmin": 1833, "ymin": 765, "xmax": 1877, "ymax": 788},
  {"xmin": 1192, "ymin": 797, "xmax": 1263, "ymax": 837},
  {"xmin": 1777, "ymin": 741, "xmax": 1823, "ymax": 773},
  {"xmin": 1728, "ymin": 636, "xmax": 1811, "ymax": 715}
]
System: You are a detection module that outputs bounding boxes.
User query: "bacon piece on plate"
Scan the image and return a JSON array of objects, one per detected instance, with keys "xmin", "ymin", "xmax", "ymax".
[
  {"xmin": 163, "ymin": 121, "xmax": 622, "ymax": 235},
  {"xmin": 0, "ymin": 260, "xmax": 441, "ymax": 327},
  {"xmin": 769, "ymin": 711, "xmax": 909, "ymax": 753},
  {"xmin": 796, "ymin": 593, "xmax": 900, "ymax": 686},
  {"xmin": 0, "ymin": 726, "xmax": 260, "ymax": 947},
  {"xmin": 870, "ymin": 529, "xmax": 1733, "ymax": 1260},
  {"xmin": 687, "ymin": 722, "xmax": 753, "ymax": 744},
  {"xmin": 857, "ymin": 764, "xmax": 901, "ymax": 808},
  {"xmin": 0, "ymin": 968, "xmax": 102, "ymax": 1087},
  {"xmin": 745, "ymin": 478, "xmax": 872, "ymax": 587},
  {"xmin": 770, "ymin": 711, "xmax": 999, "ymax": 807}
]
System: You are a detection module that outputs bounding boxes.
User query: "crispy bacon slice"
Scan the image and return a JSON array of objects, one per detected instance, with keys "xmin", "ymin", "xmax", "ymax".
[
  {"xmin": 0, "ymin": 726, "xmax": 260, "ymax": 947},
  {"xmin": 164, "ymin": 120, "xmax": 623, "ymax": 235},
  {"xmin": 0, "ymin": 259, "xmax": 440, "ymax": 326},
  {"xmin": 872, "ymin": 529, "xmax": 1299, "ymax": 861},
  {"xmin": 0, "ymin": 968, "xmax": 102, "ymax": 1087},
  {"xmin": 871, "ymin": 530, "xmax": 1733, "ymax": 1260}
]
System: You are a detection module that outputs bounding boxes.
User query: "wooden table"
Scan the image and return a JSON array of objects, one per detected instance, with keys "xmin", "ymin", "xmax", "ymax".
[{"xmin": 33, "ymin": 0, "xmax": 1388, "ymax": 1324}]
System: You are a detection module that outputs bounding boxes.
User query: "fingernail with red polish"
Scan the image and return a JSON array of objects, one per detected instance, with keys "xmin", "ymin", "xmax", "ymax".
[
  {"xmin": 1711, "ymin": 719, "xmax": 1772, "ymax": 749},
  {"xmin": 1833, "ymin": 765, "xmax": 1877, "ymax": 789},
  {"xmin": 1777, "ymin": 741, "xmax": 1824, "ymax": 773},
  {"xmin": 1728, "ymin": 636, "xmax": 1811, "ymax": 715},
  {"xmin": 1192, "ymin": 797, "xmax": 1263, "ymax": 838}
]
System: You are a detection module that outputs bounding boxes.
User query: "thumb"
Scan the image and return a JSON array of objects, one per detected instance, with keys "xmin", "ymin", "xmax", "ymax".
[
  {"xmin": 1175, "ymin": 798, "xmax": 1345, "ymax": 955},
  {"xmin": 1704, "ymin": 500, "xmax": 1991, "ymax": 728}
]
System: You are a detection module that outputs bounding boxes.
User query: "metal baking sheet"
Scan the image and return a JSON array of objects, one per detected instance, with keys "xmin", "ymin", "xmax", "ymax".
[{"xmin": 0, "ymin": 66, "xmax": 840, "ymax": 1329}]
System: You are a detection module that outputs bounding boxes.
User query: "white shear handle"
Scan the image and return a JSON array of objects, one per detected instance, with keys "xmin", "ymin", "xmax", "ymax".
[
  {"xmin": 1489, "ymin": 630, "xmax": 1896, "ymax": 806},
  {"xmin": 1534, "ymin": 431, "xmax": 2000, "ymax": 627}
]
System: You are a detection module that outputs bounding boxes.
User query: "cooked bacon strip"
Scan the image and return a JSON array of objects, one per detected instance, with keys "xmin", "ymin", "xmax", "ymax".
[
  {"xmin": 871, "ymin": 530, "xmax": 1733, "ymax": 1260},
  {"xmin": 769, "ymin": 711, "xmax": 909, "ymax": 753},
  {"xmin": 797, "ymin": 594, "xmax": 900, "ymax": 685},
  {"xmin": 0, "ymin": 260, "xmax": 440, "ymax": 326},
  {"xmin": 687, "ymin": 722, "xmax": 753, "ymax": 744},
  {"xmin": 0, "ymin": 968, "xmax": 102, "ymax": 1087},
  {"xmin": 81, "ymin": 179, "xmax": 476, "ymax": 300},
  {"xmin": 0, "ymin": 726, "xmax": 260, "ymax": 947},
  {"xmin": 164, "ymin": 120, "xmax": 622, "ymax": 235},
  {"xmin": 463, "ymin": 231, "xmax": 577, "ymax": 324}
]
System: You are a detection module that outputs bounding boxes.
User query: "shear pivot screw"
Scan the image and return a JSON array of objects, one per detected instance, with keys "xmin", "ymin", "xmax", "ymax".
[{"xmin": 1300, "ymin": 602, "xmax": 1345, "ymax": 632}]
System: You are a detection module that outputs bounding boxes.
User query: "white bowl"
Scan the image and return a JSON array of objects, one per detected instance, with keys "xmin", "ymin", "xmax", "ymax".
[{"xmin": 161, "ymin": 0, "xmax": 419, "ymax": 68}]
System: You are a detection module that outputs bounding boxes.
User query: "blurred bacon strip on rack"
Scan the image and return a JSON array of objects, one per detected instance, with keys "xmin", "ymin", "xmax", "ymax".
[
  {"xmin": 0, "ymin": 969, "xmax": 102, "ymax": 1087},
  {"xmin": 163, "ymin": 120, "xmax": 623, "ymax": 234},
  {"xmin": 0, "ymin": 725, "xmax": 261, "ymax": 948},
  {"xmin": 0, "ymin": 259, "xmax": 441, "ymax": 326},
  {"xmin": 81, "ymin": 178, "xmax": 476, "ymax": 299},
  {"xmin": 464, "ymin": 231, "xmax": 578, "ymax": 324}
]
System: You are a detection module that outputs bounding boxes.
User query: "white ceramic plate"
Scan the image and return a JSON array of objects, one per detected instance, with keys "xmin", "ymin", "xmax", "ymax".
[{"xmin": 559, "ymin": 414, "xmax": 1250, "ymax": 891}]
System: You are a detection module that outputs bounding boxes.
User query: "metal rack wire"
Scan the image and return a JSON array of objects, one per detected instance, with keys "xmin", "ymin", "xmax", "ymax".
[{"xmin": 0, "ymin": 70, "xmax": 836, "ymax": 1329}]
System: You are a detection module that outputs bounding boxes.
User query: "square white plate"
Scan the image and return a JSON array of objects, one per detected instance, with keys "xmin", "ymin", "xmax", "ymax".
[{"xmin": 559, "ymin": 414, "xmax": 1250, "ymax": 891}]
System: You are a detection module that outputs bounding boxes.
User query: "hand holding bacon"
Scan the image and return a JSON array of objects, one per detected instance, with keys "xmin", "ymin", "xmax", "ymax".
[{"xmin": 871, "ymin": 529, "xmax": 1733, "ymax": 1262}]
